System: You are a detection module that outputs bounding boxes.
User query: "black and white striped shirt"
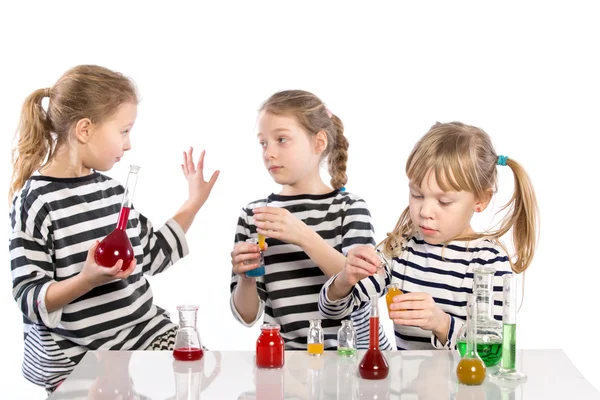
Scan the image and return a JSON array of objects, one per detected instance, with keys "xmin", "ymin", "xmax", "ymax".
[
  {"xmin": 9, "ymin": 172, "xmax": 188, "ymax": 391},
  {"xmin": 229, "ymin": 190, "xmax": 391, "ymax": 350},
  {"xmin": 319, "ymin": 232, "xmax": 511, "ymax": 350}
]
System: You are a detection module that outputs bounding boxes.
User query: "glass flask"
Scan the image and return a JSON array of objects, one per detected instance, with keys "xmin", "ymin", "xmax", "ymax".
[
  {"xmin": 490, "ymin": 274, "xmax": 528, "ymax": 383},
  {"xmin": 95, "ymin": 165, "xmax": 139, "ymax": 269},
  {"xmin": 358, "ymin": 295, "xmax": 389, "ymax": 380},
  {"xmin": 307, "ymin": 319, "xmax": 324, "ymax": 356},
  {"xmin": 173, "ymin": 305, "xmax": 203, "ymax": 361},
  {"xmin": 457, "ymin": 266, "xmax": 503, "ymax": 367},
  {"xmin": 256, "ymin": 323, "xmax": 285, "ymax": 369},
  {"xmin": 456, "ymin": 295, "xmax": 486, "ymax": 385},
  {"xmin": 337, "ymin": 320, "xmax": 357, "ymax": 356}
]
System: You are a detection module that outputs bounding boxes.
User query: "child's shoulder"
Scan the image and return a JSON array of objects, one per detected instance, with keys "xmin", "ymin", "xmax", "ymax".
[{"xmin": 466, "ymin": 238, "xmax": 511, "ymax": 272}]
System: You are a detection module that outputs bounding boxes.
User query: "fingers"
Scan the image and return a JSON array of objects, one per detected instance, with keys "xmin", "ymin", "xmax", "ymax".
[
  {"xmin": 115, "ymin": 259, "xmax": 137, "ymax": 279},
  {"xmin": 232, "ymin": 242, "xmax": 260, "ymax": 255},
  {"xmin": 87, "ymin": 240, "xmax": 100, "ymax": 258},
  {"xmin": 349, "ymin": 246, "xmax": 381, "ymax": 268},
  {"xmin": 186, "ymin": 147, "xmax": 195, "ymax": 173},
  {"xmin": 392, "ymin": 317, "xmax": 429, "ymax": 327},
  {"xmin": 232, "ymin": 252, "xmax": 261, "ymax": 266},
  {"xmin": 197, "ymin": 149, "xmax": 205, "ymax": 171},
  {"xmin": 207, "ymin": 170, "xmax": 220, "ymax": 189},
  {"xmin": 253, "ymin": 206, "xmax": 283, "ymax": 217},
  {"xmin": 348, "ymin": 253, "xmax": 379, "ymax": 275},
  {"xmin": 105, "ymin": 259, "xmax": 124, "ymax": 276}
]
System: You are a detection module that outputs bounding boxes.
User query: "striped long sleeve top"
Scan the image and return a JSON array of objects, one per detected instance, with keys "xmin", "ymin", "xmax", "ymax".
[
  {"xmin": 229, "ymin": 190, "xmax": 391, "ymax": 350},
  {"xmin": 319, "ymin": 232, "xmax": 512, "ymax": 350},
  {"xmin": 9, "ymin": 172, "xmax": 188, "ymax": 391}
]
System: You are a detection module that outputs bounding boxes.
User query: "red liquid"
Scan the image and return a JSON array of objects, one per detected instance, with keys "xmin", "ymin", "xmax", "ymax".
[
  {"xmin": 95, "ymin": 207, "xmax": 134, "ymax": 270},
  {"xmin": 359, "ymin": 316, "xmax": 389, "ymax": 380},
  {"xmin": 173, "ymin": 347, "xmax": 204, "ymax": 361},
  {"xmin": 256, "ymin": 328, "xmax": 285, "ymax": 368}
]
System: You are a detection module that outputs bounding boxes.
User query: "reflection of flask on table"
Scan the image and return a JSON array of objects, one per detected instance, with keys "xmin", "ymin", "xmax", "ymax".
[
  {"xmin": 337, "ymin": 355, "xmax": 358, "ymax": 400},
  {"xmin": 173, "ymin": 305, "xmax": 203, "ymax": 361},
  {"xmin": 307, "ymin": 356, "xmax": 324, "ymax": 400},
  {"xmin": 95, "ymin": 165, "xmax": 140, "ymax": 270},
  {"xmin": 255, "ymin": 367, "xmax": 284, "ymax": 400},
  {"xmin": 170, "ymin": 352, "xmax": 221, "ymax": 400}
]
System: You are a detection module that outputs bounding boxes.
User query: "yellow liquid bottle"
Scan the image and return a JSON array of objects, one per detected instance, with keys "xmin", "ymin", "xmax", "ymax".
[
  {"xmin": 386, "ymin": 283, "xmax": 403, "ymax": 314},
  {"xmin": 307, "ymin": 319, "xmax": 324, "ymax": 356}
]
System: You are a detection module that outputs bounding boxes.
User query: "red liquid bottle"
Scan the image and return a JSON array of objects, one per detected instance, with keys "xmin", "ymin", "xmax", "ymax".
[
  {"xmin": 256, "ymin": 324, "xmax": 285, "ymax": 369},
  {"xmin": 95, "ymin": 165, "xmax": 140, "ymax": 270},
  {"xmin": 359, "ymin": 295, "xmax": 389, "ymax": 380},
  {"xmin": 173, "ymin": 305, "xmax": 204, "ymax": 361}
]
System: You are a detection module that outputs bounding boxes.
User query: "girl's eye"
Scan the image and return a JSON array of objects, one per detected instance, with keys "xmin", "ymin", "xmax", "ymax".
[
  {"xmin": 278, "ymin": 137, "xmax": 288, "ymax": 143},
  {"xmin": 259, "ymin": 141, "xmax": 267, "ymax": 148},
  {"xmin": 439, "ymin": 201, "xmax": 452, "ymax": 206},
  {"xmin": 411, "ymin": 193, "xmax": 423, "ymax": 199}
]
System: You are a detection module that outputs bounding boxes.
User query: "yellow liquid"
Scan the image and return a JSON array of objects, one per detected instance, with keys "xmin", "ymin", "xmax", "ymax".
[
  {"xmin": 386, "ymin": 287, "xmax": 403, "ymax": 313},
  {"xmin": 307, "ymin": 343, "xmax": 324, "ymax": 356},
  {"xmin": 258, "ymin": 233, "xmax": 266, "ymax": 250},
  {"xmin": 456, "ymin": 358, "xmax": 486, "ymax": 385}
]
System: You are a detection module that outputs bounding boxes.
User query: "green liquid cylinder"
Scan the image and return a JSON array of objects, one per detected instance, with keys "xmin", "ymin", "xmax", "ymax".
[
  {"xmin": 457, "ymin": 340, "xmax": 503, "ymax": 367},
  {"xmin": 501, "ymin": 323, "xmax": 517, "ymax": 370},
  {"xmin": 337, "ymin": 348, "xmax": 356, "ymax": 356}
]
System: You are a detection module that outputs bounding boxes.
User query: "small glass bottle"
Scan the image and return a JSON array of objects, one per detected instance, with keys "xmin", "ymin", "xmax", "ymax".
[
  {"xmin": 244, "ymin": 238, "xmax": 266, "ymax": 278},
  {"xmin": 173, "ymin": 305, "xmax": 203, "ymax": 361},
  {"xmin": 256, "ymin": 323, "xmax": 285, "ymax": 369},
  {"xmin": 385, "ymin": 283, "xmax": 403, "ymax": 315},
  {"xmin": 337, "ymin": 320, "xmax": 356, "ymax": 356},
  {"xmin": 456, "ymin": 295, "xmax": 486, "ymax": 385},
  {"xmin": 490, "ymin": 274, "xmax": 528, "ymax": 383},
  {"xmin": 307, "ymin": 319, "xmax": 324, "ymax": 356},
  {"xmin": 358, "ymin": 295, "xmax": 389, "ymax": 380},
  {"xmin": 95, "ymin": 165, "xmax": 139, "ymax": 269},
  {"xmin": 457, "ymin": 266, "xmax": 503, "ymax": 367}
]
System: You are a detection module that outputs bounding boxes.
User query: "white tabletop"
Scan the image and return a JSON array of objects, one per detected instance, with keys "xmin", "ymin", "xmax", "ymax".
[{"xmin": 49, "ymin": 349, "xmax": 599, "ymax": 399}]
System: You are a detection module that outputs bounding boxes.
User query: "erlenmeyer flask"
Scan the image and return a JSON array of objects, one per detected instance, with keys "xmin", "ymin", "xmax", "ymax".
[
  {"xmin": 95, "ymin": 165, "xmax": 140, "ymax": 270},
  {"xmin": 173, "ymin": 305, "xmax": 203, "ymax": 361}
]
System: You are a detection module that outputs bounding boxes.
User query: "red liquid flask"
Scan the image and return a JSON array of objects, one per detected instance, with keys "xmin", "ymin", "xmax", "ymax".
[
  {"xmin": 95, "ymin": 165, "xmax": 140, "ymax": 270},
  {"xmin": 173, "ymin": 305, "xmax": 203, "ymax": 361},
  {"xmin": 359, "ymin": 295, "xmax": 389, "ymax": 380},
  {"xmin": 256, "ymin": 324, "xmax": 285, "ymax": 369}
]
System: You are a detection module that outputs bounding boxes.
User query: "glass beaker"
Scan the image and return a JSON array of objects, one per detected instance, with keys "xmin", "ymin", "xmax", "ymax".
[
  {"xmin": 307, "ymin": 319, "xmax": 324, "ymax": 356},
  {"xmin": 173, "ymin": 305, "xmax": 203, "ymax": 361},
  {"xmin": 244, "ymin": 238, "xmax": 266, "ymax": 278},
  {"xmin": 456, "ymin": 294, "xmax": 486, "ymax": 385},
  {"xmin": 256, "ymin": 323, "xmax": 285, "ymax": 369},
  {"xmin": 95, "ymin": 165, "xmax": 139, "ymax": 270},
  {"xmin": 337, "ymin": 320, "xmax": 357, "ymax": 356},
  {"xmin": 457, "ymin": 266, "xmax": 503, "ymax": 367},
  {"xmin": 358, "ymin": 295, "xmax": 389, "ymax": 380},
  {"xmin": 490, "ymin": 274, "xmax": 527, "ymax": 383}
]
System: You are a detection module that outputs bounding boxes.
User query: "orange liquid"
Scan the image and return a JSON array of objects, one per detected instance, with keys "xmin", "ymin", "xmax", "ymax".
[
  {"xmin": 456, "ymin": 358, "xmax": 486, "ymax": 385},
  {"xmin": 386, "ymin": 287, "xmax": 403, "ymax": 313},
  {"xmin": 307, "ymin": 343, "xmax": 324, "ymax": 356},
  {"xmin": 258, "ymin": 233, "xmax": 266, "ymax": 250}
]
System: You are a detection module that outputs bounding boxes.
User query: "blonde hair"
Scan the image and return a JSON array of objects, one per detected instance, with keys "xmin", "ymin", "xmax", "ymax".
[
  {"xmin": 259, "ymin": 90, "xmax": 348, "ymax": 189},
  {"xmin": 381, "ymin": 122, "xmax": 539, "ymax": 274},
  {"xmin": 9, "ymin": 65, "xmax": 138, "ymax": 200}
]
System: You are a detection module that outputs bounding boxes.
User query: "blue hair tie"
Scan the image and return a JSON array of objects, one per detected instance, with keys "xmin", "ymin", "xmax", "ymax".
[
  {"xmin": 497, "ymin": 155, "xmax": 508, "ymax": 166},
  {"xmin": 340, "ymin": 186, "xmax": 346, "ymax": 192}
]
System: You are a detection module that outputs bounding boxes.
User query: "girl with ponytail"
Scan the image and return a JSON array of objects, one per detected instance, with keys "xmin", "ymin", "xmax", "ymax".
[{"xmin": 229, "ymin": 90, "xmax": 391, "ymax": 351}]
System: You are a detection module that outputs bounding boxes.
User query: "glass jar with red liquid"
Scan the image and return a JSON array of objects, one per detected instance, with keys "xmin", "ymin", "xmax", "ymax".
[
  {"xmin": 95, "ymin": 165, "xmax": 140, "ymax": 270},
  {"xmin": 358, "ymin": 295, "xmax": 389, "ymax": 380},
  {"xmin": 173, "ymin": 305, "xmax": 204, "ymax": 361},
  {"xmin": 256, "ymin": 323, "xmax": 285, "ymax": 369}
]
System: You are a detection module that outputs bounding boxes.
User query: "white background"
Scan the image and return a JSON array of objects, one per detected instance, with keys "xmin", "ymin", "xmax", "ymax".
[{"xmin": 1, "ymin": 1, "xmax": 599, "ymax": 397}]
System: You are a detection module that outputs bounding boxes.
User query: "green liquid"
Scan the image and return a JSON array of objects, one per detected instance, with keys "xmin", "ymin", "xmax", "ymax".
[
  {"xmin": 337, "ymin": 348, "xmax": 356, "ymax": 356},
  {"xmin": 501, "ymin": 323, "xmax": 517, "ymax": 370},
  {"xmin": 457, "ymin": 340, "xmax": 503, "ymax": 367}
]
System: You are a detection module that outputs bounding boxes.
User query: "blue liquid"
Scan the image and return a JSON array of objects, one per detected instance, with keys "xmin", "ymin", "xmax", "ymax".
[{"xmin": 245, "ymin": 264, "xmax": 265, "ymax": 277}]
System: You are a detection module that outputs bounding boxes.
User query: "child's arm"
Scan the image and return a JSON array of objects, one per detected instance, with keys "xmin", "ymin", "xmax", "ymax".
[
  {"xmin": 319, "ymin": 246, "xmax": 390, "ymax": 320},
  {"xmin": 229, "ymin": 209, "xmax": 267, "ymax": 326}
]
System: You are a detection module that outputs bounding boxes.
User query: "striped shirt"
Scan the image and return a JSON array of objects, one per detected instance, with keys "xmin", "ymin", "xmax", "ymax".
[
  {"xmin": 229, "ymin": 190, "xmax": 391, "ymax": 350},
  {"xmin": 319, "ymin": 232, "xmax": 512, "ymax": 350},
  {"xmin": 9, "ymin": 172, "xmax": 188, "ymax": 391}
]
